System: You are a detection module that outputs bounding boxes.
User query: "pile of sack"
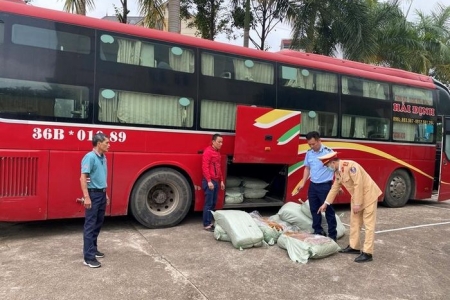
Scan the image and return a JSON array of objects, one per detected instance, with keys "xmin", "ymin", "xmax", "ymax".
[
  {"xmin": 211, "ymin": 201, "xmax": 345, "ymax": 264},
  {"xmin": 224, "ymin": 176, "xmax": 270, "ymax": 204}
]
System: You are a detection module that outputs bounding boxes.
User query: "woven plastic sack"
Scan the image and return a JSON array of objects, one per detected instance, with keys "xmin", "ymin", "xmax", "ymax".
[
  {"xmin": 242, "ymin": 177, "xmax": 269, "ymax": 189},
  {"xmin": 243, "ymin": 188, "xmax": 268, "ymax": 199},
  {"xmin": 301, "ymin": 200, "xmax": 346, "ymax": 239},
  {"xmin": 278, "ymin": 231, "xmax": 340, "ymax": 263},
  {"xmin": 211, "ymin": 210, "xmax": 264, "ymax": 250},
  {"xmin": 213, "ymin": 224, "xmax": 231, "ymax": 242},
  {"xmin": 277, "ymin": 202, "xmax": 314, "ymax": 233},
  {"xmin": 249, "ymin": 211, "xmax": 283, "ymax": 245},
  {"xmin": 226, "ymin": 176, "xmax": 242, "ymax": 188},
  {"xmin": 277, "ymin": 233, "xmax": 310, "ymax": 264},
  {"xmin": 225, "ymin": 190, "xmax": 244, "ymax": 204}
]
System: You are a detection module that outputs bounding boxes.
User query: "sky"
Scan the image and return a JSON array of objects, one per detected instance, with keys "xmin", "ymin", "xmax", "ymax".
[{"xmin": 28, "ymin": 0, "xmax": 450, "ymax": 52}]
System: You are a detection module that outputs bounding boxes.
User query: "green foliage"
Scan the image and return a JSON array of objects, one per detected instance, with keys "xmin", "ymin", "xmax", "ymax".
[
  {"xmin": 180, "ymin": 0, "xmax": 231, "ymax": 40},
  {"xmin": 285, "ymin": 0, "xmax": 450, "ymax": 85}
]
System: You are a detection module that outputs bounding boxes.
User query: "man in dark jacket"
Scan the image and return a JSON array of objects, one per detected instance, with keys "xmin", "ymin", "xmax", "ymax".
[{"xmin": 202, "ymin": 134, "xmax": 225, "ymax": 231}]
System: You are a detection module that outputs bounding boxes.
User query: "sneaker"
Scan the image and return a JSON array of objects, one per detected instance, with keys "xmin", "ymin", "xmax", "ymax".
[
  {"xmin": 95, "ymin": 251, "xmax": 105, "ymax": 258},
  {"xmin": 84, "ymin": 259, "xmax": 101, "ymax": 268}
]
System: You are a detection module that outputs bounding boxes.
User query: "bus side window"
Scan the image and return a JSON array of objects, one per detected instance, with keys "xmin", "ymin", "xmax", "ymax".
[
  {"xmin": 0, "ymin": 22, "xmax": 4, "ymax": 44},
  {"xmin": 200, "ymin": 99, "xmax": 236, "ymax": 131},
  {"xmin": 99, "ymin": 36, "xmax": 119, "ymax": 61}
]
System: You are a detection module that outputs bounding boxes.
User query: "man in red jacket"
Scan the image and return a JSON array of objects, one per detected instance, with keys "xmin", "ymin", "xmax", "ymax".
[{"xmin": 202, "ymin": 134, "xmax": 225, "ymax": 231}]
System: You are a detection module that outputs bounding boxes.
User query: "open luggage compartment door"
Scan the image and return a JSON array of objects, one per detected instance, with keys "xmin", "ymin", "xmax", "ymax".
[{"xmin": 234, "ymin": 106, "xmax": 301, "ymax": 164}]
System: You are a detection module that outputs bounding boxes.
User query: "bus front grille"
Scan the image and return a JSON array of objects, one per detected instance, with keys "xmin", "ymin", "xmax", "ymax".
[{"xmin": 0, "ymin": 156, "xmax": 38, "ymax": 197}]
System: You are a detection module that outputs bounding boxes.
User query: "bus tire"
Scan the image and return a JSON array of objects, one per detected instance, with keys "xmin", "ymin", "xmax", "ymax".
[
  {"xmin": 383, "ymin": 169, "xmax": 411, "ymax": 208},
  {"xmin": 130, "ymin": 168, "xmax": 192, "ymax": 228}
]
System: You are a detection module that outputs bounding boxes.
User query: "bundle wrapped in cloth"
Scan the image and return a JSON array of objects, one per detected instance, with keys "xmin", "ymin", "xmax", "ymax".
[{"xmin": 277, "ymin": 231, "xmax": 341, "ymax": 264}]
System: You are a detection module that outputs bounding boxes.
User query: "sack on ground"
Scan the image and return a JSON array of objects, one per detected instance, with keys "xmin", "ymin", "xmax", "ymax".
[
  {"xmin": 277, "ymin": 231, "xmax": 340, "ymax": 263},
  {"xmin": 249, "ymin": 211, "xmax": 283, "ymax": 245},
  {"xmin": 213, "ymin": 224, "xmax": 231, "ymax": 242},
  {"xmin": 211, "ymin": 210, "xmax": 264, "ymax": 250},
  {"xmin": 302, "ymin": 200, "xmax": 346, "ymax": 238},
  {"xmin": 277, "ymin": 202, "xmax": 314, "ymax": 233}
]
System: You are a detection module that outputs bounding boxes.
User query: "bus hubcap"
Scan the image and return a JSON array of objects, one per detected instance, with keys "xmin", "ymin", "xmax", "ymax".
[
  {"xmin": 148, "ymin": 184, "xmax": 177, "ymax": 215},
  {"xmin": 152, "ymin": 190, "xmax": 168, "ymax": 204},
  {"xmin": 390, "ymin": 177, "xmax": 406, "ymax": 199}
]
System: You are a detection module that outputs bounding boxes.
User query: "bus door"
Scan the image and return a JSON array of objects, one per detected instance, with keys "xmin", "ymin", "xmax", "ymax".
[
  {"xmin": 233, "ymin": 105, "xmax": 301, "ymax": 164},
  {"xmin": 438, "ymin": 116, "xmax": 450, "ymax": 200}
]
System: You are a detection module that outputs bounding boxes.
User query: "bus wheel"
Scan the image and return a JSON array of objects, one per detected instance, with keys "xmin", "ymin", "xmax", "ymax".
[
  {"xmin": 130, "ymin": 168, "xmax": 192, "ymax": 228},
  {"xmin": 383, "ymin": 169, "xmax": 411, "ymax": 208}
]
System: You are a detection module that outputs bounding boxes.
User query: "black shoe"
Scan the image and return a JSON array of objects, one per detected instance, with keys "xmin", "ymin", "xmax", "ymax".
[
  {"xmin": 95, "ymin": 251, "xmax": 105, "ymax": 258},
  {"xmin": 354, "ymin": 252, "xmax": 373, "ymax": 263},
  {"xmin": 339, "ymin": 245, "xmax": 361, "ymax": 254},
  {"xmin": 84, "ymin": 259, "xmax": 101, "ymax": 268}
]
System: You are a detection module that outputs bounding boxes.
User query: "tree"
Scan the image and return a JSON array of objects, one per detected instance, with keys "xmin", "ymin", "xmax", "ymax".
[
  {"xmin": 114, "ymin": 0, "xmax": 130, "ymax": 24},
  {"xmin": 285, "ymin": 0, "xmax": 370, "ymax": 57},
  {"xmin": 168, "ymin": 0, "xmax": 181, "ymax": 33},
  {"xmin": 137, "ymin": 0, "xmax": 165, "ymax": 29},
  {"xmin": 181, "ymin": 0, "xmax": 231, "ymax": 40},
  {"xmin": 231, "ymin": 0, "xmax": 286, "ymax": 50},
  {"xmin": 414, "ymin": 4, "xmax": 450, "ymax": 83},
  {"xmin": 59, "ymin": 0, "xmax": 95, "ymax": 15}
]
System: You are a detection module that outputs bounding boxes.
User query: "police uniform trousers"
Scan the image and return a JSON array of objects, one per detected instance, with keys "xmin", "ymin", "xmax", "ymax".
[{"xmin": 349, "ymin": 199, "xmax": 377, "ymax": 254}]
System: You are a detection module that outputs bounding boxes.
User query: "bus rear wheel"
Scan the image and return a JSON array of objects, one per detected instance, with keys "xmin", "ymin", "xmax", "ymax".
[
  {"xmin": 383, "ymin": 169, "xmax": 411, "ymax": 208},
  {"xmin": 130, "ymin": 168, "xmax": 192, "ymax": 228}
]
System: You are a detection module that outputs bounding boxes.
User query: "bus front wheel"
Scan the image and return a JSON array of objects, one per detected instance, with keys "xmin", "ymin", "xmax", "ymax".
[
  {"xmin": 130, "ymin": 168, "xmax": 192, "ymax": 228},
  {"xmin": 383, "ymin": 169, "xmax": 411, "ymax": 208}
]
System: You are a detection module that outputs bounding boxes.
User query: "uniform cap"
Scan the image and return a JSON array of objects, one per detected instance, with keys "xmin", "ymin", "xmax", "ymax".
[{"xmin": 318, "ymin": 151, "xmax": 338, "ymax": 165}]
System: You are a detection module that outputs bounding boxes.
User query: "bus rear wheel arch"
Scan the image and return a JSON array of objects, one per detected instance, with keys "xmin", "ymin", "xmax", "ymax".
[
  {"xmin": 383, "ymin": 169, "xmax": 412, "ymax": 208},
  {"xmin": 130, "ymin": 167, "xmax": 192, "ymax": 228}
]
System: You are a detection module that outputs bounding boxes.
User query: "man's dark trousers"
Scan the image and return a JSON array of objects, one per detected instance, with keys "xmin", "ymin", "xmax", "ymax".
[
  {"xmin": 308, "ymin": 181, "xmax": 337, "ymax": 239},
  {"xmin": 83, "ymin": 191, "xmax": 106, "ymax": 260}
]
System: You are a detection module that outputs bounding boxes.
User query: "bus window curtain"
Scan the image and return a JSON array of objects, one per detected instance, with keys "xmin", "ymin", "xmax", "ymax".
[
  {"xmin": 200, "ymin": 100, "xmax": 236, "ymax": 130},
  {"xmin": 286, "ymin": 69, "xmax": 314, "ymax": 89},
  {"xmin": 332, "ymin": 115, "xmax": 338, "ymax": 136},
  {"xmin": 354, "ymin": 117, "xmax": 366, "ymax": 138},
  {"xmin": 393, "ymin": 86, "xmax": 433, "ymax": 105},
  {"xmin": 342, "ymin": 115, "xmax": 367, "ymax": 138},
  {"xmin": 232, "ymin": 59, "xmax": 273, "ymax": 84},
  {"xmin": 300, "ymin": 110, "xmax": 319, "ymax": 134},
  {"xmin": 115, "ymin": 91, "xmax": 193, "ymax": 127},
  {"xmin": 117, "ymin": 39, "xmax": 141, "ymax": 65},
  {"xmin": 169, "ymin": 50, "xmax": 194, "ymax": 73},
  {"xmin": 201, "ymin": 53, "xmax": 214, "ymax": 76},
  {"xmin": 342, "ymin": 77, "xmax": 349, "ymax": 95},
  {"xmin": 140, "ymin": 43, "xmax": 155, "ymax": 67},
  {"xmin": 98, "ymin": 93, "xmax": 119, "ymax": 122},
  {"xmin": 316, "ymin": 73, "xmax": 337, "ymax": 93},
  {"xmin": 363, "ymin": 81, "xmax": 386, "ymax": 100}
]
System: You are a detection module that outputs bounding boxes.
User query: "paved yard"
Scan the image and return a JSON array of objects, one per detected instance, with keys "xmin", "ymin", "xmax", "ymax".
[{"xmin": 1, "ymin": 200, "xmax": 450, "ymax": 300}]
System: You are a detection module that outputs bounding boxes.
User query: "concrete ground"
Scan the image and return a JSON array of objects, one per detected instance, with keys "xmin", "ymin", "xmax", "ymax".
[{"xmin": 1, "ymin": 200, "xmax": 450, "ymax": 300}]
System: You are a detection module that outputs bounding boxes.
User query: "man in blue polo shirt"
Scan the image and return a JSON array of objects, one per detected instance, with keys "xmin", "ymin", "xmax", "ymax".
[
  {"xmin": 296, "ymin": 131, "xmax": 337, "ymax": 241},
  {"xmin": 80, "ymin": 133, "xmax": 110, "ymax": 268}
]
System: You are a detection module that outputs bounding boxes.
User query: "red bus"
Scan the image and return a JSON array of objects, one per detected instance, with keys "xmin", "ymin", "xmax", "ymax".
[{"xmin": 1, "ymin": 1, "xmax": 449, "ymax": 228}]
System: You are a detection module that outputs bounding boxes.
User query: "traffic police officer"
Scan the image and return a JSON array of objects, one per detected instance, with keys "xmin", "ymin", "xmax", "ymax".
[{"xmin": 318, "ymin": 151, "xmax": 382, "ymax": 263}]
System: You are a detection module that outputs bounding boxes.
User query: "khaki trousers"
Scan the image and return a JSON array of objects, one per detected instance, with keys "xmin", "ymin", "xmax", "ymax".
[{"xmin": 349, "ymin": 200, "xmax": 377, "ymax": 254}]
